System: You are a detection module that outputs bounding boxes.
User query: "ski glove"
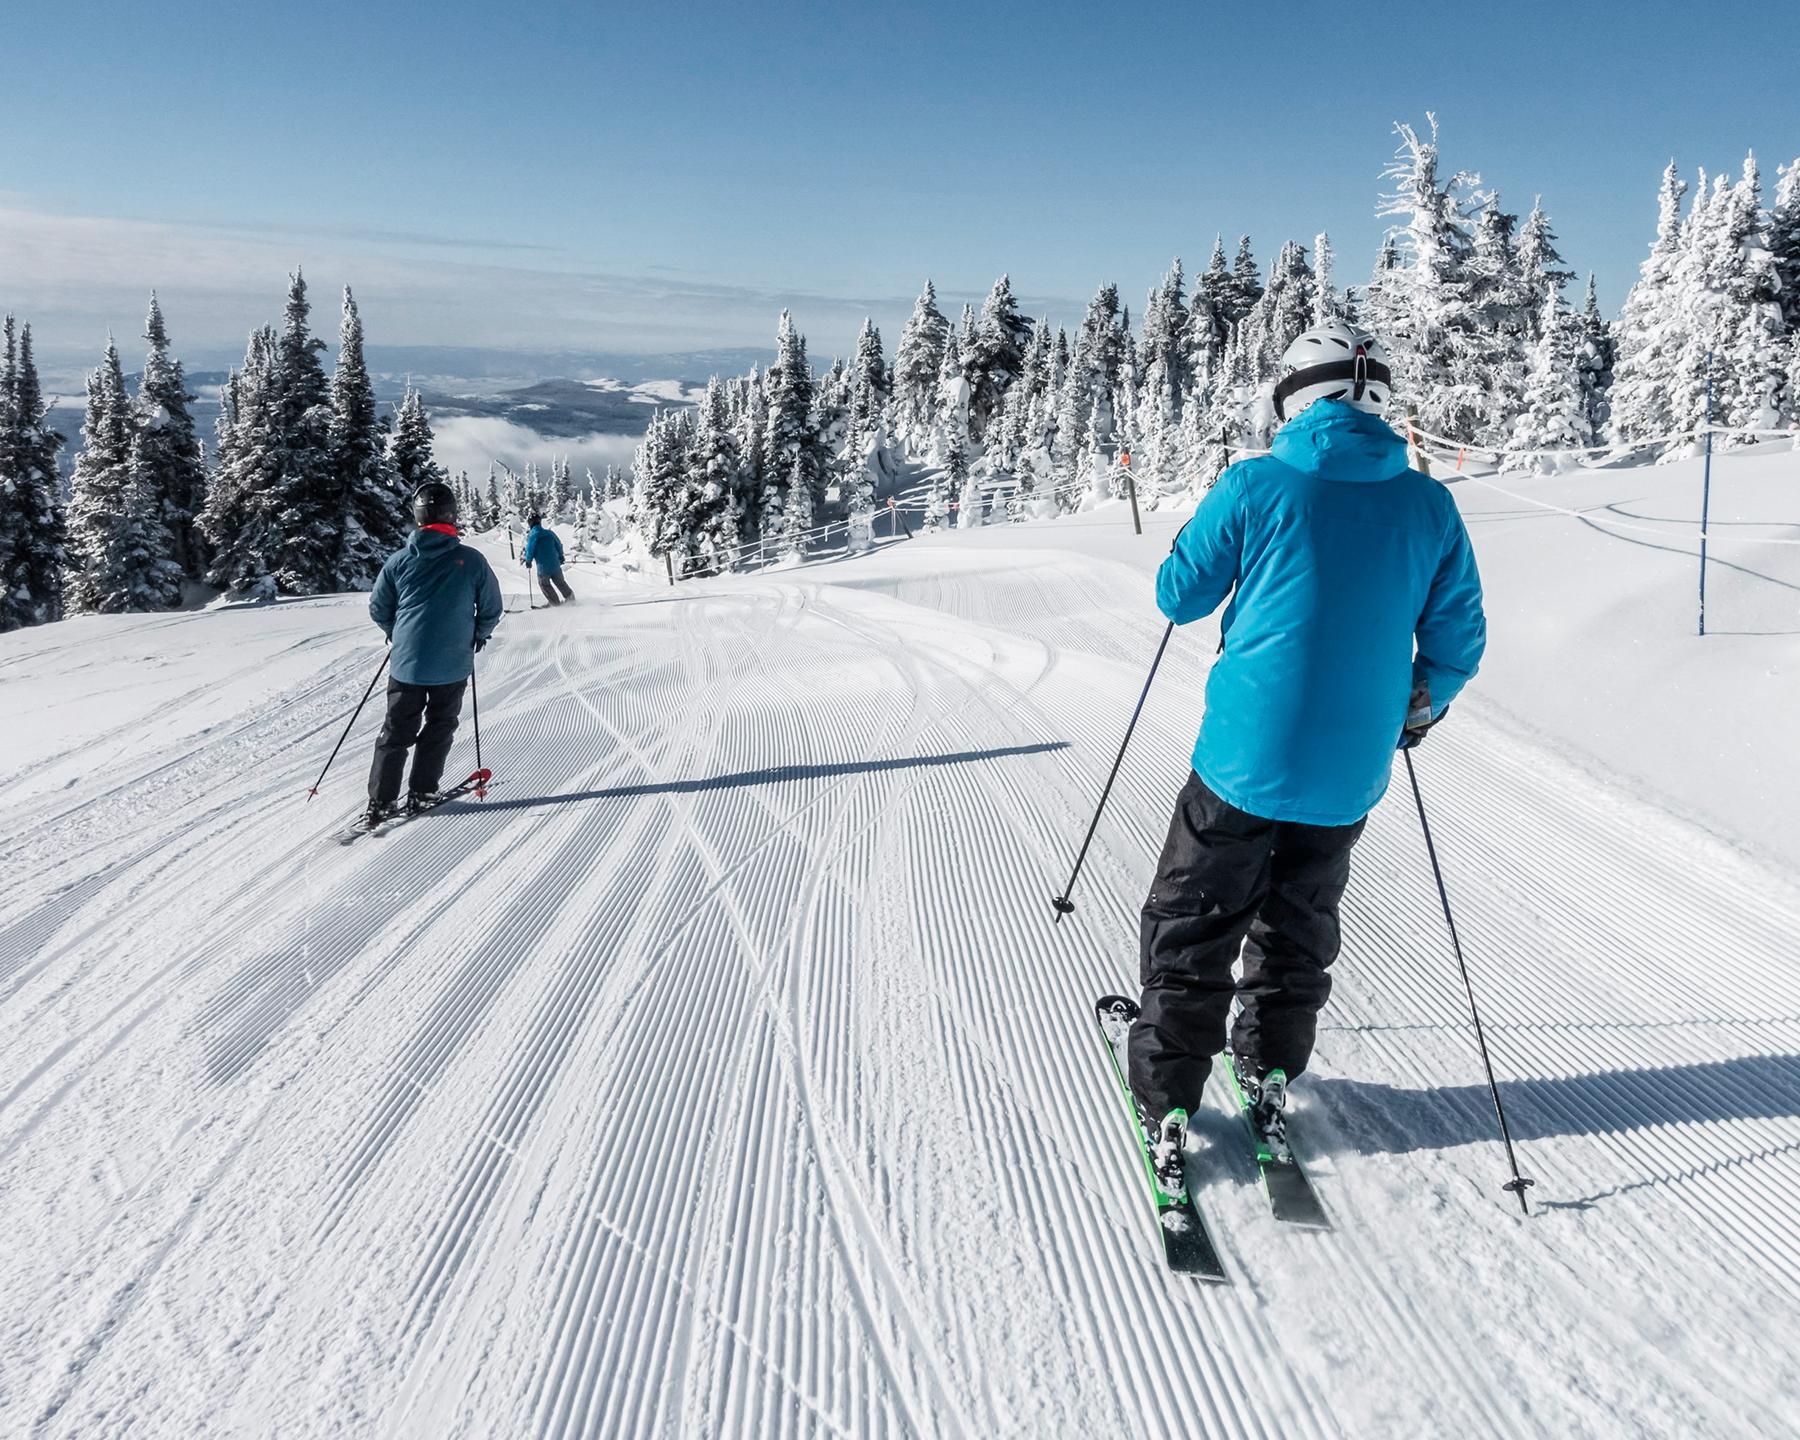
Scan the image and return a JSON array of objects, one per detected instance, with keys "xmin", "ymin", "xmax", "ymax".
[
  {"xmin": 1398, "ymin": 683, "xmax": 1445, "ymax": 750},
  {"xmin": 474, "ymin": 636, "xmax": 488, "ymax": 653}
]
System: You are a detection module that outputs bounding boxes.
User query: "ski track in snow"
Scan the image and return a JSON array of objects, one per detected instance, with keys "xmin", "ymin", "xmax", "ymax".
[{"xmin": 1, "ymin": 525, "xmax": 1797, "ymax": 1439}]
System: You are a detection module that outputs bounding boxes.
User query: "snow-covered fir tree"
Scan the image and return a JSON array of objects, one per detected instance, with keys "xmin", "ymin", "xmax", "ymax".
[
  {"xmin": 891, "ymin": 281, "xmax": 949, "ymax": 450},
  {"xmin": 1312, "ymin": 232, "xmax": 1338, "ymax": 324},
  {"xmin": 779, "ymin": 454, "xmax": 814, "ymax": 562},
  {"xmin": 1367, "ymin": 116, "xmax": 1493, "ymax": 443},
  {"xmin": 66, "ymin": 338, "xmax": 156, "ymax": 613},
  {"xmin": 385, "ymin": 386, "xmax": 448, "ymax": 504},
  {"xmin": 99, "ymin": 461, "xmax": 182, "ymax": 612},
  {"xmin": 202, "ymin": 327, "xmax": 283, "ymax": 596},
  {"xmin": 133, "ymin": 294, "xmax": 207, "ymax": 582},
  {"xmin": 633, "ymin": 409, "xmax": 694, "ymax": 564},
  {"xmin": 966, "ymin": 274, "xmax": 1032, "ymax": 442},
  {"xmin": 759, "ymin": 311, "xmax": 817, "ymax": 548},
  {"xmin": 690, "ymin": 378, "xmax": 742, "ymax": 573},
  {"xmin": 1610, "ymin": 161, "xmax": 1691, "ymax": 448},
  {"xmin": 1574, "ymin": 275, "xmax": 1616, "ymax": 441},
  {"xmin": 0, "ymin": 318, "xmax": 69, "ymax": 630},
  {"xmin": 1507, "ymin": 291, "xmax": 1590, "ymax": 470},
  {"xmin": 329, "ymin": 288, "xmax": 406, "ymax": 587},
  {"xmin": 267, "ymin": 271, "xmax": 338, "ymax": 594}
]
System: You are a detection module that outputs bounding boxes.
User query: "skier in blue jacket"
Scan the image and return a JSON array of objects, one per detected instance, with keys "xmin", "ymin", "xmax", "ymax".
[
  {"xmin": 364, "ymin": 481, "xmax": 504, "ymax": 826},
  {"xmin": 522, "ymin": 512, "xmax": 574, "ymax": 605},
  {"xmin": 1130, "ymin": 321, "xmax": 1486, "ymax": 1195}
]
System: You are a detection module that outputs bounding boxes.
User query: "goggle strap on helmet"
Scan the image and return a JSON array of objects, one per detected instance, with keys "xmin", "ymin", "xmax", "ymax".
[{"xmin": 1272, "ymin": 356, "xmax": 1395, "ymax": 420}]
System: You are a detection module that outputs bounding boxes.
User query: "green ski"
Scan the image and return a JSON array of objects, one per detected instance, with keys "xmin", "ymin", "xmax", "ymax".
[
  {"xmin": 1221, "ymin": 1053, "xmax": 1331, "ymax": 1230},
  {"xmin": 1094, "ymin": 996, "xmax": 1228, "ymax": 1280}
]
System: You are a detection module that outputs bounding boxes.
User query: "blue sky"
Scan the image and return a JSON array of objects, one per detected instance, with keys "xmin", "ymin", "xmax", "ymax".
[{"xmin": 4, "ymin": 0, "xmax": 1797, "ymax": 373}]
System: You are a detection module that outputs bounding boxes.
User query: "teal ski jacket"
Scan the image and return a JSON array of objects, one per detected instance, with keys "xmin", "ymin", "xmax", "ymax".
[
  {"xmin": 369, "ymin": 526, "xmax": 504, "ymax": 686},
  {"xmin": 1160, "ymin": 399, "xmax": 1486, "ymax": 826}
]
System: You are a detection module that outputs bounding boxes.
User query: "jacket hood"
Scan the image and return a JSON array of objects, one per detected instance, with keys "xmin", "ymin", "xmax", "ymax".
[
  {"xmin": 410, "ymin": 526, "xmax": 461, "ymax": 552},
  {"xmin": 1269, "ymin": 399, "xmax": 1410, "ymax": 483}
]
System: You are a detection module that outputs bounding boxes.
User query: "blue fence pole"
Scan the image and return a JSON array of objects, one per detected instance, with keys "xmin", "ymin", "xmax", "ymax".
[{"xmin": 1698, "ymin": 348, "xmax": 1713, "ymax": 638}]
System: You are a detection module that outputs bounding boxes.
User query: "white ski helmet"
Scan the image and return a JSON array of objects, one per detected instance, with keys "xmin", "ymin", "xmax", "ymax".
[{"xmin": 1271, "ymin": 321, "xmax": 1394, "ymax": 421}]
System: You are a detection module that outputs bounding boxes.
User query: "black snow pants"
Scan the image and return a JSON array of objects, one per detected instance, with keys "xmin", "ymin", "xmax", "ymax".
[
  {"xmin": 367, "ymin": 677, "xmax": 469, "ymax": 804},
  {"xmin": 538, "ymin": 572, "xmax": 574, "ymax": 605},
  {"xmin": 1129, "ymin": 771, "xmax": 1367, "ymax": 1120}
]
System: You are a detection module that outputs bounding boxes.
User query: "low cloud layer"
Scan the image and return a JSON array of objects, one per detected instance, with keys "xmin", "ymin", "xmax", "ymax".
[
  {"xmin": 432, "ymin": 416, "xmax": 642, "ymax": 485},
  {"xmin": 1, "ymin": 199, "xmax": 1070, "ymax": 378}
]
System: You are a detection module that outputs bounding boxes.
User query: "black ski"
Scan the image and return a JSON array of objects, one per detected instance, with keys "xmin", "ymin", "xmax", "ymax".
[
  {"xmin": 1219, "ymin": 1054, "xmax": 1331, "ymax": 1229},
  {"xmin": 1093, "ymin": 996, "xmax": 1228, "ymax": 1280},
  {"xmin": 336, "ymin": 767, "xmax": 494, "ymax": 845}
]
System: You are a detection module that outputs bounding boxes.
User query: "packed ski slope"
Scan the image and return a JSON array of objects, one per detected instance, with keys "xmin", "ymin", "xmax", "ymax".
[{"xmin": 2, "ymin": 448, "xmax": 1798, "ymax": 1439}]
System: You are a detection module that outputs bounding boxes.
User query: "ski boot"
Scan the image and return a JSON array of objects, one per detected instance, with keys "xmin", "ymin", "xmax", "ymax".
[
  {"xmin": 1232, "ymin": 1056, "xmax": 1292, "ymax": 1164},
  {"xmin": 362, "ymin": 799, "xmax": 395, "ymax": 831},
  {"xmin": 406, "ymin": 789, "xmax": 441, "ymax": 816},
  {"xmin": 1142, "ymin": 1106, "xmax": 1190, "ymax": 1204}
]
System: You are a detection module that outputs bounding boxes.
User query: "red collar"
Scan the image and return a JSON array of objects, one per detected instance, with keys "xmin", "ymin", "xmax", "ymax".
[{"xmin": 420, "ymin": 523, "xmax": 460, "ymax": 537}]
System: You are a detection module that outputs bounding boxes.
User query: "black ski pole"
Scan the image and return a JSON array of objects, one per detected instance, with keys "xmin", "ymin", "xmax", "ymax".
[
  {"xmin": 1403, "ymin": 749, "xmax": 1535, "ymax": 1214},
  {"xmin": 469, "ymin": 643, "xmax": 486, "ymax": 795},
  {"xmin": 306, "ymin": 650, "xmax": 389, "ymax": 801},
  {"xmin": 1051, "ymin": 620, "xmax": 1174, "ymax": 924}
]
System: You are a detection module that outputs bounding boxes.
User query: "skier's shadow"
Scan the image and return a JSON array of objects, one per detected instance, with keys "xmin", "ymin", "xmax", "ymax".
[
  {"xmin": 435, "ymin": 740, "xmax": 1070, "ymax": 814},
  {"xmin": 1307, "ymin": 1053, "xmax": 1800, "ymax": 1202}
]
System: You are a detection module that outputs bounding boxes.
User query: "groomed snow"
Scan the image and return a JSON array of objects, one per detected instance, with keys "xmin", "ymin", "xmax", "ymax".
[{"xmin": 1, "ymin": 451, "xmax": 1796, "ymax": 1438}]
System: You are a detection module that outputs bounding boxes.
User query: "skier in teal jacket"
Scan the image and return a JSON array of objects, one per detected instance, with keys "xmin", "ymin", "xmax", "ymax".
[
  {"xmin": 364, "ymin": 481, "xmax": 503, "ymax": 825},
  {"xmin": 1130, "ymin": 321, "xmax": 1486, "ymax": 1198},
  {"xmin": 522, "ymin": 512, "xmax": 574, "ymax": 605}
]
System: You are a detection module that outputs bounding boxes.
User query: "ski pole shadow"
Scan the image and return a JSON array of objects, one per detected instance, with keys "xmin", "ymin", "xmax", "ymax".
[
  {"xmin": 1308, "ymin": 1054, "xmax": 1800, "ymax": 1202},
  {"xmin": 436, "ymin": 740, "xmax": 1071, "ymax": 814}
]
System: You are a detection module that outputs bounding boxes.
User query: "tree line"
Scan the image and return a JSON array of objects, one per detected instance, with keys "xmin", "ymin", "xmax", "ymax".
[
  {"xmin": 628, "ymin": 116, "xmax": 1800, "ymax": 574},
  {"xmin": 0, "ymin": 273, "xmax": 453, "ymax": 630}
]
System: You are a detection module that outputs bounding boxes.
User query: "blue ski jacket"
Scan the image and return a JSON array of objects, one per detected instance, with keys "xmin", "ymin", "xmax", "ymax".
[
  {"xmin": 369, "ymin": 526, "xmax": 504, "ymax": 686},
  {"xmin": 1160, "ymin": 399, "xmax": 1486, "ymax": 826},
  {"xmin": 522, "ymin": 524, "xmax": 564, "ymax": 576}
]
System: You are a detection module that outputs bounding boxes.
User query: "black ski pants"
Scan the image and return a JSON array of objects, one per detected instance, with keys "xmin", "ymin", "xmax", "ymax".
[
  {"xmin": 367, "ymin": 677, "xmax": 468, "ymax": 804},
  {"xmin": 1130, "ymin": 771, "xmax": 1366, "ymax": 1119},
  {"xmin": 538, "ymin": 572, "xmax": 574, "ymax": 605}
]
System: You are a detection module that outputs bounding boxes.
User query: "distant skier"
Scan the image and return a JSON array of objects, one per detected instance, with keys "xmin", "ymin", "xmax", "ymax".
[
  {"xmin": 364, "ymin": 481, "xmax": 504, "ymax": 827},
  {"xmin": 1131, "ymin": 321, "xmax": 1486, "ymax": 1194},
  {"xmin": 523, "ymin": 512, "xmax": 574, "ymax": 605}
]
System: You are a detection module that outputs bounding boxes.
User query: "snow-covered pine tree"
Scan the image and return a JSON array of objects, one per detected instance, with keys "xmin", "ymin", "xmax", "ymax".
[
  {"xmin": 1227, "ymin": 236, "xmax": 1264, "ymax": 324},
  {"xmin": 385, "ymin": 386, "xmax": 448, "ymax": 506},
  {"xmin": 484, "ymin": 462, "xmax": 503, "ymax": 528},
  {"xmin": 1707, "ymin": 154, "xmax": 1787, "ymax": 438},
  {"xmin": 1768, "ymin": 159, "xmax": 1800, "ymax": 334},
  {"xmin": 329, "ymin": 288, "xmax": 406, "ymax": 588},
  {"xmin": 1465, "ymin": 194, "xmax": 1531, "ymax": 440},
  {"xmin": 690, "ymin": 378, "xmax": 743, "ymax": 572},
  {"xmin": 1610, "ymin": 160, "xmax": 1690, "ymax": 449},
  {"xmin": 760, "ymin": 310, "xmax": 817, "ymax": 547},
  {"xmin": 1239, "ymin": 241, "xmax": 1316, "ymax": 393},
  {"xmin": 65, "ymin": 338, "xmax": 144, "ymax": 613},
  {"xmin": 1369, "ymin": 116, "xmax": 1491, "ymax": 443},
  {"xmin": 736, "ymin": 365, "xmax": 769, "ymax": 547},
  {"xmin": 966, "ymin": 274, "xmax": 1032, "ymax": 442},
  {"xmin": 891, "ymin": 281, "xmax": 949, "ymax": 451},
  {"xmin": 1312, "ymin": 232, "xmax": 1338, "ymax": 324},
  {"xmin": 1574, "ymin": 275, "xmax": 1616, "ymax": 441},
  {"xmin": 1515, "ymin": 197, "xmax": 1575, "ymax": 333},
  {"xmin": 848, "ymin": 318, "xmax": 890, "ymax": 439},
  {"xmin": 1135, "ymin": 260, "xmax": 1189, "ymax": 502},
  {"xmin": 133, "ymin": 294, "xmax": 208, "ymax": 583},
  {"xmin": 0, "ymin": 319, "xmax": 69, "ymax": 630},
  {"xmin": 201, "ymin": 326, "xmax": 286, "ymax": 597},
  {"xmin": 1507, "ymin": 290, "xmax": 1590, "ymax": 470},
  {"xmin": 779, "ymin": 454, "xmax": 814, "ymax": 562},
  {"xmin": 98, "ymin": 461, "xmax": 183, "ymax": 612},
  {"xmin": 548, "ymin": 455, "xmax": 571, "ymax": 522},
  {"xmin": 633, "ymin": 409, "xmax": 694, "ymax": 566},
  {"xmin": 268, "ymin": 271, "xmax": 338, "ymax": 595}
]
